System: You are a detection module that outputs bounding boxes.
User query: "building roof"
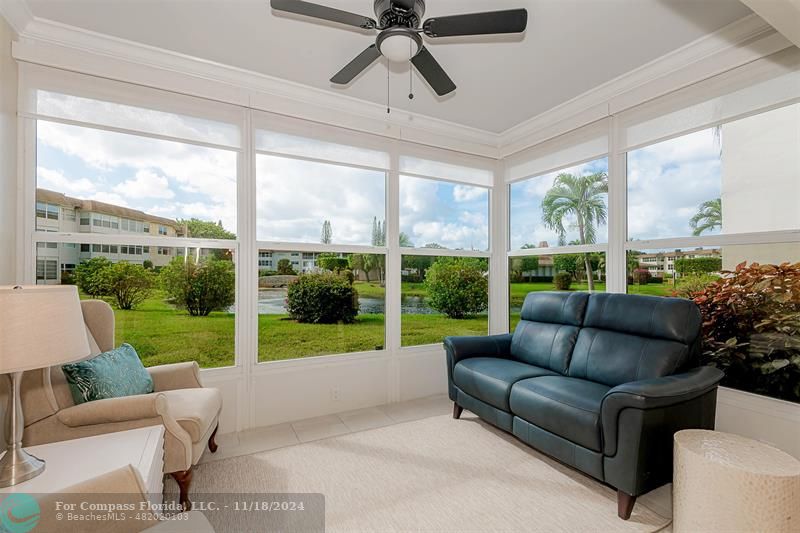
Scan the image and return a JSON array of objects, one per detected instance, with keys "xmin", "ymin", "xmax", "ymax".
[{"xmin": 36, "ymin": 188, "xmax": 180, "ymax": 229}]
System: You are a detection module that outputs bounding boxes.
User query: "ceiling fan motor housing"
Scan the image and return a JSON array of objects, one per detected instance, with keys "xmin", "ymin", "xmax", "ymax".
[{"xmin": 374, "ymin": 0, "xmax": 425, "ymax": 28}]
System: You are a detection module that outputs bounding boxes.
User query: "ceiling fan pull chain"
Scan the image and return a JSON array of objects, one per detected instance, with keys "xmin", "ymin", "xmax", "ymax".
[
  {"xmin": 408, "ymin": 39, "xmax": 414, "ymax": 101},
  {"xmin": 387, "ymin": 63, "xmax": 391, "ymax": 114}
]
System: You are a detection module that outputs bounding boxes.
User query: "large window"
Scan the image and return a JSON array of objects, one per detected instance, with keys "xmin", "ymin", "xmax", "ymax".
[
  {"xmin": 30, "ymin": 84, "xmax": 240, "ymax": 369},
  {"xmin": 254, "ymin": 124, "xmax": 390, "ymax": 361},
  {"xmin": 510, "ymin": 157, "xmax": 609, "ymax": 250},
  {"xmin": 625, "ymin": 101, "xmax": 800, "ymax": 403}
]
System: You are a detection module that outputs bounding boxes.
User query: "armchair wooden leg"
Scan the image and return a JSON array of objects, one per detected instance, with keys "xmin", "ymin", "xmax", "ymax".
[
  {"xmin": 171, "ymin": 468, "xmax": 194, "ymax": 511},
  {"xmin": 453, "ymin": 403, "xmax": 463, "ymax": 419},
  {"xmin": 208, "ymin": 424, "xmax": 219, "ymax": 454},
  {"xmin": 617, "ymin": 490, "xmax": 636, "ymax": 520}
]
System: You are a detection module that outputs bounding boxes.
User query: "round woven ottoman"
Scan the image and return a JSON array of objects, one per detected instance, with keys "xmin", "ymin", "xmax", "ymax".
[{"xmin": 673, "ymin": 429, "xmax": 800, "ymax": 532}]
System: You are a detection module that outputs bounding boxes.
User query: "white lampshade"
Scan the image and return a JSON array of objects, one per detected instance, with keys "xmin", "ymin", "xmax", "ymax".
[{"xmin": 0, "ymin": 285, "xmax": 91, "ymax": 373}]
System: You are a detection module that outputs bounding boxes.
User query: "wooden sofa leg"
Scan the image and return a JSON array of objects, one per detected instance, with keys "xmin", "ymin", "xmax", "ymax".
[
  {"xmin": 453, "ymin": 403, "xmax": 463, "ymax": 419},
  {"xmin": 617, "ymin": 490, "xmax": 636, "ymax": 520},
  {"xmin": 208, "ymin": 424, "xmax": 219, "ymax": 453},
  {"xmin": 171, "ymin": 468, "xmax": 194, "ymax": 511}
]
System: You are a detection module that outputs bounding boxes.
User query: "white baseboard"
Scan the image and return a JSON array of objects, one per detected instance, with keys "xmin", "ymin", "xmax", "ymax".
[{"xmin": 715, "ymin": 386, "xmax": 800, "ymax": 458}]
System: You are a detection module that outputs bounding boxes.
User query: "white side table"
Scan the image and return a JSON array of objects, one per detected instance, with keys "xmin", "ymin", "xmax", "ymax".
[
  {"xmin": 0, "ymin": 426, "xmax": 165, "ymax": 505},
  {"xmin": 673, "ymin": 429, "xmax": 800, "ymax": 532}
]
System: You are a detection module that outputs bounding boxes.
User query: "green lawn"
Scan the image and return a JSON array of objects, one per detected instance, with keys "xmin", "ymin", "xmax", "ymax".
[
  {"xmin": 94, "ymin": 290, "xmax": 488, "ymax": 368},
  {"xmin": 98, "ymin": 280, "xmax": 677, "ymax": 368}
]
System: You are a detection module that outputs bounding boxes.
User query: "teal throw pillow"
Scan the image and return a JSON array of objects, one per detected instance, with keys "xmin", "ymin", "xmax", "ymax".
[{"xmin": 61, "ymin": 343, "xmax": 154, "ymax": 404}]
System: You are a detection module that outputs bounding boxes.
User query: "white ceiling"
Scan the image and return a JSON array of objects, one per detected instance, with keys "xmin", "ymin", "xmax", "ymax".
[{"xmin": 24, "ymin": 0, "xmax": 752, "ymax": 133}]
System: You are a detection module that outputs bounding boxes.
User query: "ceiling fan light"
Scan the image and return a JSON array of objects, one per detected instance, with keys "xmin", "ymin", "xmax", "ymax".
[{"xmin": 377, "ymin": 31, "xmax": 421, "ymax": 62}]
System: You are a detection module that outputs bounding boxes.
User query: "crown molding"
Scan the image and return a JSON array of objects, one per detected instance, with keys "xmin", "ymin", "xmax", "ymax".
[
  {"xmin": 498, "ymin": 14, "xmax": 790, "ymax": 156},
  {"xmin": 4, "ymin": 1, "xmax": 790, "ymax": 159},
  {"xmin": 0, "ymin": 0, "xmax": 32, "ymax": 34},
  {"xmin": 14, "ymin": 14, "xmax": 502, "ymax": 157}
]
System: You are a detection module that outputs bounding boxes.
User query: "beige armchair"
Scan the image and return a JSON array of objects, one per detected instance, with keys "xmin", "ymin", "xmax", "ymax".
[{"xmin": 5, "ymin": 300, "xmax": 222, "ymax": 509}]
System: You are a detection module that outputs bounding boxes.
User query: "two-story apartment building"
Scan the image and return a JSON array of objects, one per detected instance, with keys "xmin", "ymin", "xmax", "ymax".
[
  {"xmin": 635, "ymin": 248, "xmax": 721, "ymax": 277},
  {"xmin": 36, "ymin": 188, "xmax": 182, "ymax": 283}
]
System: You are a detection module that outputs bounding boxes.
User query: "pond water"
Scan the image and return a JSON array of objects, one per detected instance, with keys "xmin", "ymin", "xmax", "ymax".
[{"xmin": 257, "ymin": 288, "xmax": 440, "ymax": 315}]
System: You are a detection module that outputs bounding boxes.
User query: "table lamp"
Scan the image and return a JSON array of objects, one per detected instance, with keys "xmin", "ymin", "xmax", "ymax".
[{"xmin": 0, "ymin": 285, "xmax": 91, "ymax": 487}]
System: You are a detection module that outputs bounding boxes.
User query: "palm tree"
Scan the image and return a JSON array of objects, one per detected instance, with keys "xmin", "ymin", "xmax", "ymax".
[
  {"xmin": 690, "ymin": 198, "xmax": 722, "ymax": 236},
  {"xmin": 541, "ymin": 172, "xmax": 608, "ymax": 291}
]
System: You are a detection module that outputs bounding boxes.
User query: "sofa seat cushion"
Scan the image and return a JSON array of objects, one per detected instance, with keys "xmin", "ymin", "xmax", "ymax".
[
  {"xmin": 161, "ymin": 388, "xmax": 222, "ymax": 443},
  {"xmin": 509, "ymin": 376, "xmax": 609, "ymax": 452},
  {"xmin": 454, "ymin": 358, "xmax": 557, "ymax": 412}
]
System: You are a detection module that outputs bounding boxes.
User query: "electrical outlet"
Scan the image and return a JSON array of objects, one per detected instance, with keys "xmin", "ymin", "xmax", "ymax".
[{"xmin": 331, "ymin": 388, "xmax": 341, "ymax": 401}]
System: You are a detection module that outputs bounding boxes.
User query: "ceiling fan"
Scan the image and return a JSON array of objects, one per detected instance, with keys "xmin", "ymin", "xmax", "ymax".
[{"xmin": 270, "ymin": 0, "xmax": 528, "ymax": 96}]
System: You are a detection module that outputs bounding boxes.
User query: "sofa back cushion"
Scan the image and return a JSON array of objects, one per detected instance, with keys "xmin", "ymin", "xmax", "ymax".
[
  {"xmin": 511, "ymin": 292, "xmax": 589, "ymax": 374},
  {"xmin": 567, "ymin": 293, "xmax": 702, "ymax": 386}
]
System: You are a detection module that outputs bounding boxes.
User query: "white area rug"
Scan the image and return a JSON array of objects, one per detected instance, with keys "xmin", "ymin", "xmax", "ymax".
[{"xmin": 177, "ymin": 413, "xmax": 671, "ymax": 532}]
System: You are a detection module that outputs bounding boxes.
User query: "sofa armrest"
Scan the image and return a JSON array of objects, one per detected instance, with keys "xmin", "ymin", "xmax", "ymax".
[
  {"xmin": 444, "ymin": 334, "xmax": 513, "ymax": 366},
  {"xmin": 444, "ymin": 334, "xmax": 513, "ymax": 401},
  {"xmin": 599, "ymin": 366, "xmax": 723, "ymax": 495},
  {"xmin": 602, "ymin": 366, "xmax": 724, "ymax": 415},
  {"xmin": 56, "ymin": 393, "xmax": 169, "ymax": 427},
  {"xmin": 147, "ymin": 361, "xmax": 202, "ymax": 391}
]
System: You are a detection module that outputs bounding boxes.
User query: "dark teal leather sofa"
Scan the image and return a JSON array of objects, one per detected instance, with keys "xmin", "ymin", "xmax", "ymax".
[{"xmin": 444, "ymin": 292, "xmax": 723, "ymax": 519}]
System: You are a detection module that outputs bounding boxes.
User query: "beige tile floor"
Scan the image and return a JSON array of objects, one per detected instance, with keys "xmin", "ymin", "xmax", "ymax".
[{"xmin": 199, "ymin": 393, "xmax": 673, "ymax": 521}]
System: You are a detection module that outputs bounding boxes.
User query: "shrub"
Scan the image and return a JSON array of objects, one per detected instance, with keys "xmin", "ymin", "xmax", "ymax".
[
  {"xmin": 99, "ymin": 262, "xmax": 154, "ymax": 310},
  {"xmin": 142, "ymin": 260, "xmax": 154, "ymax": 270},
  {"xmin": 424, "ymin": 258, "xmax": 488, "ymax": 319},
  {"xmin": 675, "ymin": 256, "xmax": 722, "ymax": 276},
  {"xmin": 631, "ymin": 268, "xmax": 651, "ymax": 285},
  {"xmin": 75, "ymin": 257, "xmax": 113, "ymax": 296},
  {"xmin": 286, "ymin": 272, "xmax": 358, "ymax": 324},
  {"xmin": 316, "ymin": 252, "xmax": 350, "ymax": 273},
  {"xmin": 277, "ymin": 259, "xmax": 297, "ymax": 275},
  {"xmin": 553, "ymin": 272, "xmax": 572, "ymax": 290},
  {"xmin": 672, "ymin": 273, "xmax": 718, "ymax": 298},
  {"xmin": 60, "ymin": 271, "xmax": 76, "ymax": 285},
  {"xmin": 259, "ymin": 269, "xmax": 278, "ymax": 277},
  {"xmin": 160, "ymin": 257, "xmax": 236, "ymax": 316},
  {"xmin": 694, "ymin": 261, "xmax": 800, "ymax": 403}
]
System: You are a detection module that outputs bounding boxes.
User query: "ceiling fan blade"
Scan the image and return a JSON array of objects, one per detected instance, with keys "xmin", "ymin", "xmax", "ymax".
[
  {"xmin": 423, "ymin": 8, "xmax": 528, "ymax": 37},
  {"xmin": 271, "ymin": 0, "xmax": 376, "ymax": 29},
  {"xmin": 331, "ymin": 45, "xmax": 382, "ymax": 84},
  {"xmin": 410, "ymin": 46, "xmax": 456, "ymax": 96}
]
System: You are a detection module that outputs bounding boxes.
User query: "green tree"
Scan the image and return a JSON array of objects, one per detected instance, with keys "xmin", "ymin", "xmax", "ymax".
[
  {"xmin": 276, "ymin": 258, "xmax": 297, "ymax": 276},
  {"xmin": 75, "ymin": 257, "xmax": 113, "ymax": 296},
  {"xmin": 99, "ymin": 262, "xmax": 154, "ymax": 310},
  {"xmin": 552, "ymin": 254, "xmax": 580, "ymax": 279},
  {"xmin": 675, "ymin": 256, "xmax": 723, "ymax": 276},
  {"xmin": 424, "ymin": 257, "xmax": 488, "ymax": 319},
  {"xmin": 689, "ymin": 198, "xmax": 722, "ymax": 236},
  {"xmin": 349, "ymin": 254, "xmax": 369, "ymax": 282},
  {"xmin": 541, "ymin": 172, "xmax": 608, "ymax": 290},
  {"xmin": 177, "ymin": 218, "xmax": 236, "ymax": 240},
  {"xmin": 320, "ymin": 220, "xmax": 332, "ymax": 244},
  {"xmin": 160, "ymin": 257, "xmax": 235, "ymax": 316},
  {"xmin": 316, "ymin": 252, "xmax": 348, "ymax": 272},
  {"xmin": 510, "ymin": 256, "xmax": 540, "ymax": 282}
]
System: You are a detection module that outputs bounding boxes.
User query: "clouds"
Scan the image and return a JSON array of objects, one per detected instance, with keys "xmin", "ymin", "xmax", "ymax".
[
  {"xmin": 627, "ymin": 129, "xmax": 720, "ymax": 240},
  {"xmin": 37, "ymin": 120, "xmax": 238, "ymax": 232},
  {"xmin": 115, "ymin": 170, "xmax": 175, "ymax": 200},
  {"xmin": 256, "ymin": 154, "xmax": 385, "ymax": 245},
  {"xmin": 400, "ymin": 176, "xmax": 489, "ymax": 251}
]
